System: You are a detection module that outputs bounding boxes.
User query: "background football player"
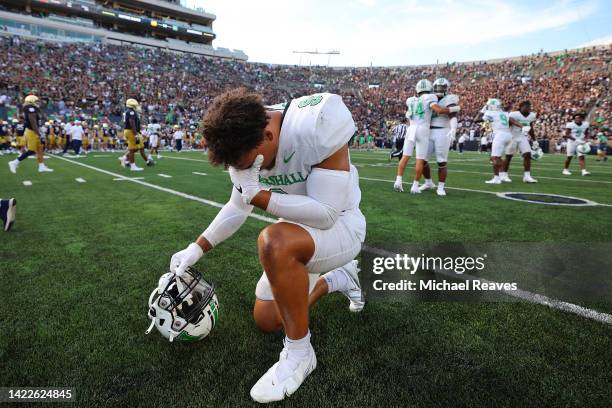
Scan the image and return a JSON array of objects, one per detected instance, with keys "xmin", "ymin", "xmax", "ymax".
[
  {"xmin": 418, "ymin": 77, "xmax": 459, "ymax": 196},
  {"xmin": 563, "ymin": 112, "xmax": 591, "ymax": 176},
  {"xmin": 388, "ymin": 118, "xmax": 407, "ymax": 161},
  {"xmin": 0, "ymin": 120, "xmax": 9, "ymax": 156},
  {"xmin": 8, "ymin": 95, "xmax": 53, "ymax": 174},
  {"xmin": 501, "ymin": 100, "xmax": 538, "ymax": 183},
  {"xmin": 147, "ymin": 118, "xmax": 162, "ymax": 159},
  {"xmin": 121, "ymin": 98, "xmax": 154, "ymax": 171},
  {"xmin": 169, "ymin": 89, "xmax": 366, "ymax": 403},
  {"xmin": 475, "ymin": 98, "xmax": 525, "ymax": 184},
  {"xmin": 395, "ymin": 79, "xmax": 460, "ymax": 194},
  {"xmin": 13, "ymin": 118, "xmax": 26, "ymax": 154},
  {"xmin": 596, "ymin": 132, "xmax": 608, "ymax": 162}
]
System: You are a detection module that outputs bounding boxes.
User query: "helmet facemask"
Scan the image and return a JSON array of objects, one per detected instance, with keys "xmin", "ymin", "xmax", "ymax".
[{"xmin": 146, "ymin": 267, "xmax": 218, "ymax": 342}]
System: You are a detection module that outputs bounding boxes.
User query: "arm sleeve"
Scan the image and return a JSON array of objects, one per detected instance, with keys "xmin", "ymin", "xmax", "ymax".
[
  {"xmin": 266, "ymin": 167, "xmax": 350, "ymax": 230},
  {"xmin": 201, "ymin": 187, "xmax": 254, "ymax": 247}
]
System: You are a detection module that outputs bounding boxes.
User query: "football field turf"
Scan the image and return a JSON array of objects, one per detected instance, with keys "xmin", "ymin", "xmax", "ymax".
[{"xmin": 1, "ymin": 150, "xmax": 611, "ymax": 406}]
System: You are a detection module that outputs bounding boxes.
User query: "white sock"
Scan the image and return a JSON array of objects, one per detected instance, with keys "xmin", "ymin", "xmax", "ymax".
[
  {"xmin": 500, "ymin": 172, "xmax": 506, "ymax": 178},
  {"xmin": 276, "ymin": 331, "xmax": 312, "ymax": 381},
  {"xmin": 494, "ymin": 175, "xmax": 500, "ymax": 182},
  {"xmin": 524, "ymin": 171, "xmax": 531, "ymax": 177},
  {"xmin": 323, "ymin": 268, "xmax": 349, "ymax": 293},
  {"xmin": 425, "ymin": 178, "xmax": 433, "ymax": 185},
  {"xmin": 412, "ymin": 180, "xmax": 419, "ymax": 189},
  {"xmin": 395, "ymin": 175, "xmax": 402, "ymax": 183},
  {"xmin": 38, "ymin": 163, "xmax": 45, "ymax": 169},
  {"xmin": 438, "ymin": 182, "xmax": 445, "ymax": 189}
]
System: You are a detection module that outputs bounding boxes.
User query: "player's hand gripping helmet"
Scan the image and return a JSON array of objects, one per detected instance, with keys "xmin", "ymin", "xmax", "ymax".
[
  {"xmin": 486, "ymin": 98, "xmax": 502, "ymax": 111},
  {"xmin": 576, "ymin": 142, "xmax": 591, "ymax": 155},
  {"xmin": 415, "ymin": 79, "xmax": 433, "ymax": 94},
  {"xmin": 126, "ymin": 98, "xmax": 141, "ymax": 113},
  {"xmin": 146, "ymin": 267, "xmax": 219, "ymax": 342},
  {"xmin": 433, "ymin": 78, "xmax": 450, "ymax": 98},
  {"xmin": 531, "ymin": 141, "xmax": 543, "ymax": 160}
]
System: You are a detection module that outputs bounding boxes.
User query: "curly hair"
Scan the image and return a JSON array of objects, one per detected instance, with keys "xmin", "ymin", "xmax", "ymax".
[{"xmin": 203, "ymin": 88, "xmax": 268, "ymax": 166}]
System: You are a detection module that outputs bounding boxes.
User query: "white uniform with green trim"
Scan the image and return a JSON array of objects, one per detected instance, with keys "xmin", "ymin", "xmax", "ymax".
[
  {"xmin": 483, "ymin": 110, "xmax": 512, "ymax": 157},
  {"xmin": 428, "ymin": 94, "xmax": 459, "ymax": 162},
  {"xmin": 565, "ymin": 121, "xmax": 589, "ymax": 157},
  {"xmin": 255, "ymin": 93, "xmax": 366, "ymax": 300},
  {"xmin": 506, "ymin": 111, "xmax": 536, "ymax": 155},
  {"xmin": 405, "ymin": 93, "xmax": 438, "ymax": 159}
]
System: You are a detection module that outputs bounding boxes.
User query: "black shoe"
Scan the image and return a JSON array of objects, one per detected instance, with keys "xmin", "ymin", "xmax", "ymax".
[
  {"xmin": 146, "ymin": 160, "xmax": 155, "ymax": 167},
  {"xmin": 1, "ymin": 198, "xmax": 16, "ymax": 232}
]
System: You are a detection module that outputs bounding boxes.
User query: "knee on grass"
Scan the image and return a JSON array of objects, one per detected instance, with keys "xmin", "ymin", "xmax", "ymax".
[{"xmin": 253, "ymin": 300, "xmax": 283, "ymax": 333}]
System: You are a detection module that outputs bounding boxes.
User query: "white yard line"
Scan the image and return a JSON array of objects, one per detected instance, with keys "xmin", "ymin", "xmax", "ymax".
[
  {"xmin": 52, "ymin": 155, "xmax": 275, "ymax": 224},
  {"xmin": 192, "ymin": 172, "xmax": 208, "ymax": 176},
  {"xmin": 75, "ymin": 178, "xmax": 86, "ymax": 183},
  {"xmin": 22, "ymin": 180, "xmax": 32, "ymax": 186},
  {"xmin": 53, "ymin": 154, "xmax": 612, "ymax": 324},
  {"xmin": 113, "ymin": 177, "xmax": 145, "ymax": 181},
  {"xmin": 354, "ymin": 162, "xmax": 612, "ymax": 184},
  {"xmin": 157, "ymin": 173, "xmax": 172, "ymax": 178},
  {"xmin": 360, "ymin": 176, "xmax": 612, "ymax": 207}
]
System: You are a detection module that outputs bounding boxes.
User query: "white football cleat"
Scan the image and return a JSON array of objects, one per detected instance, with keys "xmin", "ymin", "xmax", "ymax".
[
  {"xmin": 418, "ymin": 182, "xmax": 436, "ymax": 191},
  {"xmin": 8, "ymin": 160, "xmax": 18, "ymax": 174},
  {"xmin": 500, "ymin": 175, "xmax": 512, "ymax": 183},
  {"xmin": 130, "ymin": 164, "xmax": 144, "ymax": 172},
  {"xmin": 338, "ymin": 260, "xmax": 365, "ymax": 312},
  {"xmin": 436, "ymin": 187, "xmax": 447, "ymax": 196},
  {"xmin": 562, "ymin": 169, "xmax": 571, "ymax": 176},
  {"xmin": 38, "ymin": 164, "xmax": 54, "ymax": 172},
  {"xmin": 485, "ymin": 178, "xmax": 501, "ymax": 184},
  {"xmin": 410, "ymin": 186, "xmax": 421, "ymax": 194},
  {"xmin": 581, "ymin": 170, "xmax": 590, "ymax": 176},
  {"xmin": 250, "ymin": 343, "xmax": 317, "ymax": 403},
  {"xmin": 523, "ymin": 175, "xmax": 538, "ymax": 183},
  {"xmin": 393, "ymin": 180, "xmax": 404, "ymax": 192}
]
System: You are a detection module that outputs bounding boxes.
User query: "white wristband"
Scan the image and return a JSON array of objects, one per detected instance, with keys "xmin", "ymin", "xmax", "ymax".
[{"xmin": 449, "ymin": 106, "xmax": 461, "ymax": 113}]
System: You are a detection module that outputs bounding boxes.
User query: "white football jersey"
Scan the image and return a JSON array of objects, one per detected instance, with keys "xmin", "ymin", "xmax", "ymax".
[
  {"xmin": 509, "ymin": 111, "xmax": 536, "ymax": 139},
  {"xmin": 406, "ymin": 93, "xmax": 438, "ymax": 126},
  {"xmin": 147, "ymin": 123, "xmax": 161, "ymax": 135},
  {"xmin": 430, "ymin": 94, "xmax": 459, "ymax": 128},
  {"xmin": 483, "ymin": 110, "xmax": 512, "ymax": 136},
  {"xmin": 566, "ymin": 121, "xmax": 589, "ymax": 142},
  {"xmin": 260, "ymin": 93, "xmax": 361, "ymax": 209}
]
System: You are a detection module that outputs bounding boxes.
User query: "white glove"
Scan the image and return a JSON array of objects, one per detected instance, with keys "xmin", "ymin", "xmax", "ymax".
[
  {"xmin": 228, "ymin": 154, "xmax": 264, "ymax": 204},
  {"xmin": 531, "ymin": 141, "xmax": 539, "ymax": 150},
  {"xmin": 393, "ymin": 176, "xmax": 404, "ymax": 192},
  {"xmin": 522, "ymin": 126, "xmax": 531, "ymax": 135},
  {"xmin": 170, "ymin": 242, "xmax": 204, "ymax": 276},
  {"xmin": 447, "ymin": 129, "xmax": 457, "ymax": 143}
]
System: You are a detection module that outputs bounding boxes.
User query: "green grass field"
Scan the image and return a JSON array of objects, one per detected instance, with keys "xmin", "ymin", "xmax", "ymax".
[{"xmin": 1, "ymin": 149, "xmax": 611, "ymax": 407}]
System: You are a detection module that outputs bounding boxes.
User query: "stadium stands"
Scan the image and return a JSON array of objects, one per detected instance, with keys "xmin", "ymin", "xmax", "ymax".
[{"xmin": 0, "ymin": 36, "xmax": 608, "ymax": 146}]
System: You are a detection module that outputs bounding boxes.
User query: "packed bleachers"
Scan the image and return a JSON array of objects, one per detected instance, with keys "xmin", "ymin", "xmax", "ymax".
[{"xmin": 0, "ymin": 35, "xmax": 609, "ymax": 145}]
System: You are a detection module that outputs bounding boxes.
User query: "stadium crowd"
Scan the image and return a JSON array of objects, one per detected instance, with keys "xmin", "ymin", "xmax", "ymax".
[{"xmin": 0, "ymin": 36, "xmax": 609, "ymax": 149}]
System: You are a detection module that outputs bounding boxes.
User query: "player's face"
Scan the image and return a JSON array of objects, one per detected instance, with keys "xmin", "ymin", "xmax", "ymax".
[
  {"xmin": 519, "ymin": 104, "xmax": 531, "ymax": 115},
  {"xmin": 233, "ymin": 128, "xmax": 278, "ymax": 171},
  {"xmin": 574, "ymin": 116, "xmax": 583, "ymax": 125}
]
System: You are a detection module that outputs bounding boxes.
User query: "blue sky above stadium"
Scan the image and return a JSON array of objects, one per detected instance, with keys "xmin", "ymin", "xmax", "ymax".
[{"xmin": 188, "ymin": 0, "xmax": 611, "ymax": 66}]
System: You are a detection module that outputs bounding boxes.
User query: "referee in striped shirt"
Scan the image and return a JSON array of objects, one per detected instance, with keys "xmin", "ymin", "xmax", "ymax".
[{"xmin": 389, "ymin": 118, "xmax": 407, "ymax": 160}]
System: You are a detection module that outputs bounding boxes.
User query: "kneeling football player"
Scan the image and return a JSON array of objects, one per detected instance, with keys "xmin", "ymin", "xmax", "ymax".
[{"xmin": 170, "ymin": 88, "xmax": 366, "ymax": 403}]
